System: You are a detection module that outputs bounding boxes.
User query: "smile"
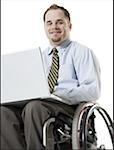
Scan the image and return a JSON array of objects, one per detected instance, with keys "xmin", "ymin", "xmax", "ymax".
[{"xmin": 50, "ymin": 31, "xmax": 61, "ymax": 34}]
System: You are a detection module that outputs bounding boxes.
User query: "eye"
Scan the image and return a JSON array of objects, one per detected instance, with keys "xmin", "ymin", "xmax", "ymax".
[
  {"xmin": 57, "ymin": 20, "xmax": 64, "ymax": 25},
  {"xmin": 46, "ymin": 21, "xmax": 52, "ymax": 26}
]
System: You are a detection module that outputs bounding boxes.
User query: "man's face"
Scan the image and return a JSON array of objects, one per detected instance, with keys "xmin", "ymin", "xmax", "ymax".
[{"xmin": 44, "ymin": 9, "xmax": 71, "ymax": 46}]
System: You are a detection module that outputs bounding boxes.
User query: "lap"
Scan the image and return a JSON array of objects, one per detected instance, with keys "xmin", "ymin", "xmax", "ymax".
[
  {"xmin": 1, "ymin": 99, "xmax": 77, "ymax": 120},
  {"xmin": 24, "ymin": 99, "xmax": 76, "ymax": 117}
]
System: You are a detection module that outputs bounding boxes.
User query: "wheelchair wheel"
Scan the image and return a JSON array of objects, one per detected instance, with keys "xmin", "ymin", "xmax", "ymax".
[{"xmin": 72, "ymin": 102, "xmax": 113, "ymax": 150}]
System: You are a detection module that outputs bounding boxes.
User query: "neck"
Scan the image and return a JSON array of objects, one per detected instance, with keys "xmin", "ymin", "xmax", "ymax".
[{"xmin": 50, "ymin": 38, "xmax": 69, "ymax": 47}]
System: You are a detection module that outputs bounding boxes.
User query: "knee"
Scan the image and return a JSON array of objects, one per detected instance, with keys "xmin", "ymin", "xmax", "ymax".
[
  {"xmin": 23, "ymin": 100, "xmax": 49, "ymax": 116},
  {"xmin": 0, "ymin": 106, "xmax": 18, "ymax": 124},
  {"xmin": 24, "ymin": 100, "xmax": 42, "ymax": 112},
  {"xmin": 22, "ymin": 100, "xmax": 51, "ymax": 122},
  {"xmin": 1, "ymin": 106, "xmax": 9, "ymax": 117}
]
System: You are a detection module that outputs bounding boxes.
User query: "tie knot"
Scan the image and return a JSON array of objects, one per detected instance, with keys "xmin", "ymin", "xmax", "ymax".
[{"xmin": 52, "ymin": 48, "xmax": 58, "ymax": 54}]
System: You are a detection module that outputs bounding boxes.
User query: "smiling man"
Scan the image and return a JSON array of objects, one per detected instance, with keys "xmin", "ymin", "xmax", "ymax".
[
  {"xmin": 1, "ymin": 4, "xmax": 101, "ymax": 150},
  {"xmin": 44, "ymin": 7, "xmax": 71, "ymax": 46}
]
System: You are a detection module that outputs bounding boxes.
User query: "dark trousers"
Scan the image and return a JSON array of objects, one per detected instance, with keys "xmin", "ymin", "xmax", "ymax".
[{"xmin": 1, "ymin": 99, "xmax": 76, "ymax": 150}]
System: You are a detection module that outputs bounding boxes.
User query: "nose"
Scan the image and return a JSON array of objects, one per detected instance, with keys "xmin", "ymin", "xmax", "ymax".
[{"xmin": 51, "ymin": 23, "xmax": 58, "ymax": 29}]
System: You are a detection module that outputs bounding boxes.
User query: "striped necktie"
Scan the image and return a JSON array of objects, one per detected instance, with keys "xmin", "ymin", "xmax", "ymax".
[{"xmin": 48, "ymin": 48, "xmax": 59, "ymax": 93}]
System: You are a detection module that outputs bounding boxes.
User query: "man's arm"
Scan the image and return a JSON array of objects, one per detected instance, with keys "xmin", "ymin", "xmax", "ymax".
[{"xmin": 54, "ymin": 47, "xmax": 101, "ymax": 105}]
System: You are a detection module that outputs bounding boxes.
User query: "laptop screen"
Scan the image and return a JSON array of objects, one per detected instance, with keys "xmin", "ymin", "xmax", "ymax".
[{"xmin": 1, "ymin": 48, "xmax": 50, "ymax": 104}]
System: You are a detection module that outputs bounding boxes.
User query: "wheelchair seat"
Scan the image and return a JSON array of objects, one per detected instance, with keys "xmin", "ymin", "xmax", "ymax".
[{"xmin": 43, "ymin": 102, "xmax": 113, "ymax": 150}]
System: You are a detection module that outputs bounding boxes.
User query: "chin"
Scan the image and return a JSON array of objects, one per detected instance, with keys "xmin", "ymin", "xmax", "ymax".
[
  {"xmin": 52, "ymin": 40, "xmax": 61, "ymax": 44},
  {"xmin": 51, "ymin": 37, "xmax": 62, "ymax": 42}
]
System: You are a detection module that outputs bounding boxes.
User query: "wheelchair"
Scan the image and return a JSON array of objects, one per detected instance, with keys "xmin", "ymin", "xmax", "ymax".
[{"xmin": 43, "ymin": 102, "xmax": 113, "ymax": 150}]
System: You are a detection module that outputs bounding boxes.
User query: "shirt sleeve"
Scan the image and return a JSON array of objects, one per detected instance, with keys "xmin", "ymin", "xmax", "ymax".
[{"xmin": 54, "ymin": 47, "xmax": 101, "ymax": 105}]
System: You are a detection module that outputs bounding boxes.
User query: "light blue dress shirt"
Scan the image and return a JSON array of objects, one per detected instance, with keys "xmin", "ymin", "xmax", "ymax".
[{"xmin": 42, "ymin": 39, "xmax": 101, "ymax": 105}]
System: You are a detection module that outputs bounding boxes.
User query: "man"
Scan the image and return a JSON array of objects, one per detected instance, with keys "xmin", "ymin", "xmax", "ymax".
[{"xmin": 1, "ymin": 4, "xmax": 101, "ymax": 150}]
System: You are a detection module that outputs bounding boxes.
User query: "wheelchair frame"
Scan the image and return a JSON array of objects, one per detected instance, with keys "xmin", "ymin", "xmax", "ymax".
[{"xmin": 43, "ymin": 102, "xmax": 113, "ymax": 150}]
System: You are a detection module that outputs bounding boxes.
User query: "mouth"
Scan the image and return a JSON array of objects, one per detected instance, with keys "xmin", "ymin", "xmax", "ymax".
[{"xmin": 50, "ymin": 30, "xmax": 61, "ymax": 34}]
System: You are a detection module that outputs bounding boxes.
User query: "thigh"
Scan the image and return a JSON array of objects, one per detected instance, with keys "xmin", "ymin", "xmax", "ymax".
[
  {"xmin": 41, "ymin": 99, "xmax": 76, "ymax": 117},
  {"xmin": 23, "ymin": 99, "xmax": 76, "ymax": 118}
]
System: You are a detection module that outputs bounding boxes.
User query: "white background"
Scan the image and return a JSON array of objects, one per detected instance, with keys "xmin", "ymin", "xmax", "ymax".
[{"xmin": 1, "ymin": 0, "xmax": 113, "ymax": 147}]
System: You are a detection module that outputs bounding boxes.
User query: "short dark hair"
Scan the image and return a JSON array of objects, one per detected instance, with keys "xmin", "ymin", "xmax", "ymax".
[{"xmin": 43, "ymin": 4, "xmax": 71, "ymax": 22}]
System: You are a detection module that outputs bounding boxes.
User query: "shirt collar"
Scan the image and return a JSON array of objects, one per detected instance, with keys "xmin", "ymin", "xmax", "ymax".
[{"xmin": 48, "ymin": 39, "xmax": 71, "ymax": 55}]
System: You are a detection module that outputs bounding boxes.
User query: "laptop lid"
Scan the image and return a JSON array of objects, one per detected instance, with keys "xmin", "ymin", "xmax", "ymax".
[{"xmin": 1, "ymin": 48, "xmax": 50, "ymax": 104}]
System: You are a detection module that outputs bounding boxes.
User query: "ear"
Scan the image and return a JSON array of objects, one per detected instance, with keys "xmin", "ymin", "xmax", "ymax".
[{"xmin": 69, "ymin": 23, "xmax": 72, "ymax": 30}]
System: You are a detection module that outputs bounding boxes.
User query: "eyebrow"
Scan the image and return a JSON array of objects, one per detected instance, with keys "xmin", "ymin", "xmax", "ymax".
[
  {"xmin": 56, "ymin": 19, "xmax": 64, "ymax": 22},
  {"xmin": 46, "ymin": 20, "xmax": 52, "ymax": 24},
  {"xmin": 46, "ymin": 19, "xmax": 64, "ymax": 24}
]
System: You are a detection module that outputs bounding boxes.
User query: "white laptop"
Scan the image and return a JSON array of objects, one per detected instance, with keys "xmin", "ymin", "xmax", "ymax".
[{"xmin": 1, "ymin": 48, "xmax": 65, "ymax": 105}]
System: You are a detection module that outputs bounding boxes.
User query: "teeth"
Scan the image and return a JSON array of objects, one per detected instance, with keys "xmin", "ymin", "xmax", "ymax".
[
  {"xmin": 50, "ymin": 31, "xmax": 61, "ymax": 34},
  {"xmin": 53, "ymin": 32, "xmax": 58, "ymax": 33},
  {"xmin": 49, "ymin": 32, "xmax": 61, "ymax": 34}
]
